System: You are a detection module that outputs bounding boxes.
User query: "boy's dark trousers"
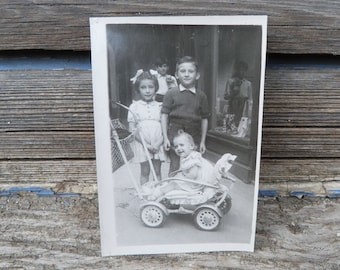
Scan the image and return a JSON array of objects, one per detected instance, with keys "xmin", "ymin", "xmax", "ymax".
[{"xmin": 166, "ymin": 118, "xmax": 201, "ymax": 174}]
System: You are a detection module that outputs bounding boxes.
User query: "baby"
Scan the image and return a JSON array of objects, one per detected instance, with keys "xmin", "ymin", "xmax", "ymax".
[
  {"xmin": 172, "ymin": 130, "xmax": 215, "ymax": 186},
  {"xmin": 143, "ymin": 130, "xmax": 215, "ymax": 202}
]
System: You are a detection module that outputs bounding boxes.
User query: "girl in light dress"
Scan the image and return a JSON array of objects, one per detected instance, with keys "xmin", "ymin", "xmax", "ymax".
[{"xmin": 128, "ymin": 71, "xmax": 166, "ymax": 185}]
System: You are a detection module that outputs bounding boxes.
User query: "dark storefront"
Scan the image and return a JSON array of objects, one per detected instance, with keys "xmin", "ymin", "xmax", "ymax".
[{"xmin": 106, "ymin": 24, "xmax": 262, "ymax": 183}]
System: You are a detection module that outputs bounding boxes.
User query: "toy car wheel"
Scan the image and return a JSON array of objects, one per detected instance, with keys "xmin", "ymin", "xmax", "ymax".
[
  {"xmin": 194, "ymin": 207, "xmax": 220, "ymax": 231},
  {"xmin": 140, "ymin": 205, "xmax": 166, "ymax": 228}
]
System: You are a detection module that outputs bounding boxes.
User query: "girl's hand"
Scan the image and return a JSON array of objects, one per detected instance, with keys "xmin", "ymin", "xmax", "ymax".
[
  {"xmin": 146, "ymin": 144, "xmax": 158, "ymax": 154},
  {"xmin": 164, "ymin": 139, "xmax": 171, "ymax": 151},
  {"xmin": 199, "ymin": 142, "xmax": 206, "ymax": 154},
  {"xmin": 146, "ymin": 144, "xmax": 154, "ymax": 152},
  {"xmin": 152, "ymin": 143, "xmax": 160, "ymax": 151},
  {"xmin": 150, "ymin": 145, "xmax": 159, "ymax": 154}
]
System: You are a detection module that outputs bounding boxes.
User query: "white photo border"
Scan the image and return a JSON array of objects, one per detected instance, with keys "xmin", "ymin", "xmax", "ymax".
[{"xmin": 90, "ymin": 15, "xmax": 267, "ymax": 256}]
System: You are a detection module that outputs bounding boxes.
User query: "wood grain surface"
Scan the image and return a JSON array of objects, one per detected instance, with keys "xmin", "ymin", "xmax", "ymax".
[
  {"xmin": 264, "ymin": 68, "xmax": 340, "ymax": 127},
  {"xmin": 0, "ymin": 195, "xmax": 339, "ymax": 269},
  {"xmin": 1, "ymin": 68, "xmax": 339, "ymax": 196},
  {"xmin": 0, "ymin": 0, "xmax": 339, "ymax": 54},
  {"xmin": 1, "ymin": 1, "xmax": 339, "ymax": 268}
]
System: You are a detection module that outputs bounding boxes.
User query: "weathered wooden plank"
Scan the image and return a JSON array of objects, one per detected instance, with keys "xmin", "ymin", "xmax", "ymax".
[
  {"xmin": 263, "ymin": 68, "xmax": 340, "ymax": 127},
  {"xmin": 0, "ymin": 1, "xmax": 339, "ymax": 54},
  {"xmin": 1, "ymin": 68, "xmax": 340, "ymax": 131},
  {"xmin": 1, "ymin": 128, "xmax": 340, "ymax": 159},
  {"xmin": 0, "ymin": 159, "xmax": 97, "ymax": 186},
  {"xmin": 0, "ymin": 67, "xmax": 340, "ymax": 196},
  {"xmin": 262, "ymin": 128, "xmax": 340, "ymax": 158},
  {"xmin": 260, "ymin": 159, "xmax": 340, "ymax": 182},
  {"xmin": 264, "ymin": 68, "xmax": 340, "ymax": 92},
  {"xmin": 260, "ymin": 159, "xmax": 340, "ymax": 196},
  {"xmin": 0, "ymin": 195, "xmax": 338, "ymax": 269},
  {"xmin": 0, "ymin": 160, "xmax": 97, "ymax": 194},
  {"xmin": 1, "ymin": 158, "xmax": 340, "ymax": 196},
  {"xmin": 0, "ymin": 70, "xmax": 94, "ymax": 131},
  {"xmin": 0, "ymin": 131, "xmax": 95, "ymax": 159}
]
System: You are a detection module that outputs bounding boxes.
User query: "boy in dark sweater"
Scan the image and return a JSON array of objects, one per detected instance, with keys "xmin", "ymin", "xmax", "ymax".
[{"xmin": 161, "ymin": 56, "xmax": 210, "ymax": 174}]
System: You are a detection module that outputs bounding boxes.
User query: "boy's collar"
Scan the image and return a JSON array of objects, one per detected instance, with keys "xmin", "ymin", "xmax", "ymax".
[{"xmin": 179, "ymin": 84, "xmax": 196, "ymax": 94}]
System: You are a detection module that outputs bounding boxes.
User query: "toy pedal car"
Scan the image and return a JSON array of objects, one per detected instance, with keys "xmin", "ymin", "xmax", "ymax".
[{"xmin": 140, "ymin": 177, "xmax": 233, "ymax": 231}]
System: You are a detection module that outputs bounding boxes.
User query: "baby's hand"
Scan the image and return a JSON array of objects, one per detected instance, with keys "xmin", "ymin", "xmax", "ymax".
[
  {"xmin": 165, "ymin": 75, "xmax": 173, "ymax": 82},
  {"xmin": 166, "ymin": 76, "xmax": 177, "ymax": 88}
]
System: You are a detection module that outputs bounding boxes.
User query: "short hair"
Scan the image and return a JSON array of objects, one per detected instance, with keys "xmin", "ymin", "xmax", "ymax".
[
  {"xmin": 134, "ymin": 71, "xmax": 159, "ymax": 92},
  {"xmin": 173, "ymin": 129, "xmax": 196, "ymax": 149},
  {"xmin": 176, "ymin": 56, "xmax": 199, "ymax": 72},
  {"xmin": 155, "ymin": 56, "xmax": 169, "ymax": 67}
]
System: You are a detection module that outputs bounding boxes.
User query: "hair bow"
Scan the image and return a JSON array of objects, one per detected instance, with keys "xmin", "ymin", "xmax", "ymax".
[{"xmin": 130, "ymin": 69, "xmax": 158, "ymax": 84}]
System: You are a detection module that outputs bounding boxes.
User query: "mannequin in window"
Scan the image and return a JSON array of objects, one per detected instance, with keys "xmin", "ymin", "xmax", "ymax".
[{"xmin": 223, "ymin": 61, "xmax": 252, "ymax": 136}]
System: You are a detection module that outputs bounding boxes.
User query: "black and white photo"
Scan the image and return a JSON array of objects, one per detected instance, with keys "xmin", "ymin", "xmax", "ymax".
[{"xmin": 90, "ymin": 15, "xmax": 267, "ymax": 256}]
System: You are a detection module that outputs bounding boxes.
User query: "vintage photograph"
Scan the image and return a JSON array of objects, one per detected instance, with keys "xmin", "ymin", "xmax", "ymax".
[{"xmin": 90, "ymin": 15, "xmax": 267, "ymax": 256}]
